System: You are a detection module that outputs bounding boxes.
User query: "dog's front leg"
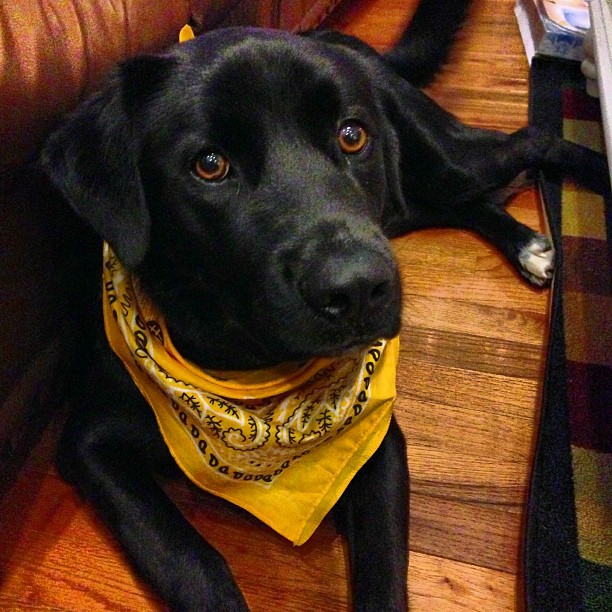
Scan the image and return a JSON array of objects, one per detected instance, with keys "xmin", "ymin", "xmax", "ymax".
[
  {"xmin": 334, "ymin": 416, "xmax": 409, "ymax": 611},
  {"xmin": 57, "ymin": 377, "xmax": 249, "ymax": 612}
]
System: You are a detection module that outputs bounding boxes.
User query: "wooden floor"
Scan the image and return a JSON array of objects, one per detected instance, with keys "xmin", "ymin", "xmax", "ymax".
[{"xmin": 0, "ymin": 1, "xmax": 550, "ymax": 610}]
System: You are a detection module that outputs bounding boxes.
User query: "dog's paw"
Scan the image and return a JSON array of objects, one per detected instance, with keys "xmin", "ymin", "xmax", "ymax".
[{"xmin": 518, "ymin": 234, "xmax": 555, "ymax": 286}]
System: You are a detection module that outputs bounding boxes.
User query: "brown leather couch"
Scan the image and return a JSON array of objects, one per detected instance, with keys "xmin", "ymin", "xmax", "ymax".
[{"xmin": 0, "ymin": 0, "xmax": 346, "ymax": 498}]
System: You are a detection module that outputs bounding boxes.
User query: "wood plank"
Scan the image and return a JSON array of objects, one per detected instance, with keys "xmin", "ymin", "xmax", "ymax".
[
  {"xmin": 409, "ymin": 493, "xmax": 523, "ymax": 574},
  {"xmin": 400, "ymin": 325, "xmax": 545, "ymax": 378},
  {"xmin": 409, "ymin": 551, "xmax": 517, "ymax": 611},
  {"xmin": 402, "ymin": 295, "xmax": 547, "ymax": 347},
  {"xmin": 396, "ymin": 357, "xmax": 540, "ymax": 419},
  {"xmin": 393, "ymin": 229, "xmax": 550, "ymax": 311}
]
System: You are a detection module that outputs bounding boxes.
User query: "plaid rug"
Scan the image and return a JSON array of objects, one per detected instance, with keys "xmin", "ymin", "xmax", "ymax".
[
  {"xmin": 526, "ymin": 57, "xmax": 612, "ymax": 612},
  {"xmin": 562, "ymin": 86, "xmax": 612, "ymax": 611}
]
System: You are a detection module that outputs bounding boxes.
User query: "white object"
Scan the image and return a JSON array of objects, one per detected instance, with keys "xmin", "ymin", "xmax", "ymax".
[
  {"xmin": 515, "ymin": 0, "xmax": 589, "ymax": 64},
  {"xmin": 588, "ymin": 0, "xmax": 612, "ymax": 187},
  {"xmin": 581, "ymin": 28, "xmax": 599, "ymax": 97}
]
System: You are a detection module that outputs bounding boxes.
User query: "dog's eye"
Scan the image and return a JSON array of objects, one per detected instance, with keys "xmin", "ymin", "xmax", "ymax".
[
  {"xmin": 337, "ymin": 122, "xmax": 368, "ymax": 154},
  {"xmin": 194, "ymin": 151, "xmax": 230, "ymax": 182}
]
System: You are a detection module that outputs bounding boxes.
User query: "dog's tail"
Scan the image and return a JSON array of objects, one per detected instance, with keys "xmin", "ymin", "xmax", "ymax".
[{"xmin": 383, "ymin": 0, "xmax": 473, "ymax": 87}]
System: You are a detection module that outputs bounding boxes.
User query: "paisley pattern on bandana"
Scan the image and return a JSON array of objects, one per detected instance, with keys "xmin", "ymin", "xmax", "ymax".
[{"xmin": 102, "ymin": 243, "xmax": 399, "ymax": 544}]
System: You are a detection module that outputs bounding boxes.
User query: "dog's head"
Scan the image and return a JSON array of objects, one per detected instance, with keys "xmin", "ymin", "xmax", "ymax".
[{"xmin": 42, "ymin": 28, "xmax": 406, "ymax": 369}]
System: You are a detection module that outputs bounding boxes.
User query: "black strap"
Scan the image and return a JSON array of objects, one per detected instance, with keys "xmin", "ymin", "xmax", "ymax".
[{"xmin": 524, "ymin": 56, "xmax": 585, "ymax": 612}]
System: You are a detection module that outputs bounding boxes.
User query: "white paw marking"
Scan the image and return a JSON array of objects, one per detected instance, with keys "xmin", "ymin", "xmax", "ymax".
[{"xmin": 519, "ymin": 236, "xmax": 555, "ymax": 286}]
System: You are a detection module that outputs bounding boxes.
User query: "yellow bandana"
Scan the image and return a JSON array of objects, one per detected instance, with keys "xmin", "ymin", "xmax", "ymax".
[{"xmin": 102, "ymin": 243, "xmax": 399, "ymax": 545}]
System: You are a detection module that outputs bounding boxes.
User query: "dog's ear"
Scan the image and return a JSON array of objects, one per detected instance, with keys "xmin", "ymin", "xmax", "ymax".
[{"xmin": 40, "ymin": 56, "xmax": 174, "ymax": 270}]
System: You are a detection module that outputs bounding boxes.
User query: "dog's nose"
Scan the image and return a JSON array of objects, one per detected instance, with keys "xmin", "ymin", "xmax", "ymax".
[{"xmin": 299, "ymin": 252, "xmax": 395, "ymax": 322}]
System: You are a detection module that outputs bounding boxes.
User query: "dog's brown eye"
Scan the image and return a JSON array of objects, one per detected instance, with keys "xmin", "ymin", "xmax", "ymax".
[
  {"xmin": 194, "ymin": 151, "xmax": 230, "ymax": 182},
  {"xmin": 337, "ymin": 122, "xmax": 368, "ymax": 154}
]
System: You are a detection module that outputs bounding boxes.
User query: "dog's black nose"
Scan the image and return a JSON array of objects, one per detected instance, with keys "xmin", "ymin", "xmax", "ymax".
[{"xmin": 299, "ymin": 252, "xmax": 395, "ymax": 322}]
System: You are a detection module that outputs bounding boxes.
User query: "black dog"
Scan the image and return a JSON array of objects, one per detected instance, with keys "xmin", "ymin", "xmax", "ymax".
[{"xmin": 40, "ymin": 0, "xmax": 609, "ymax": 609}]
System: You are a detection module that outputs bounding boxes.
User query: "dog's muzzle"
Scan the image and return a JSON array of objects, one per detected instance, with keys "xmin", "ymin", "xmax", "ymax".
[
  {"xmin": 298, "ymin": 248, "xmax": 398, "ymax": 324},
  {"xmin": 283, "ymin": 216, "xmax": 402, "ymax": 343}
]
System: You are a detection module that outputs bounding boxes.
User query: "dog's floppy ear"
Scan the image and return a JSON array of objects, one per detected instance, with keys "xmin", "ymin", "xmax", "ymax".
[{"xmin": 40, "ymin": 56, "xmax": 172, "ymax": 270}]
